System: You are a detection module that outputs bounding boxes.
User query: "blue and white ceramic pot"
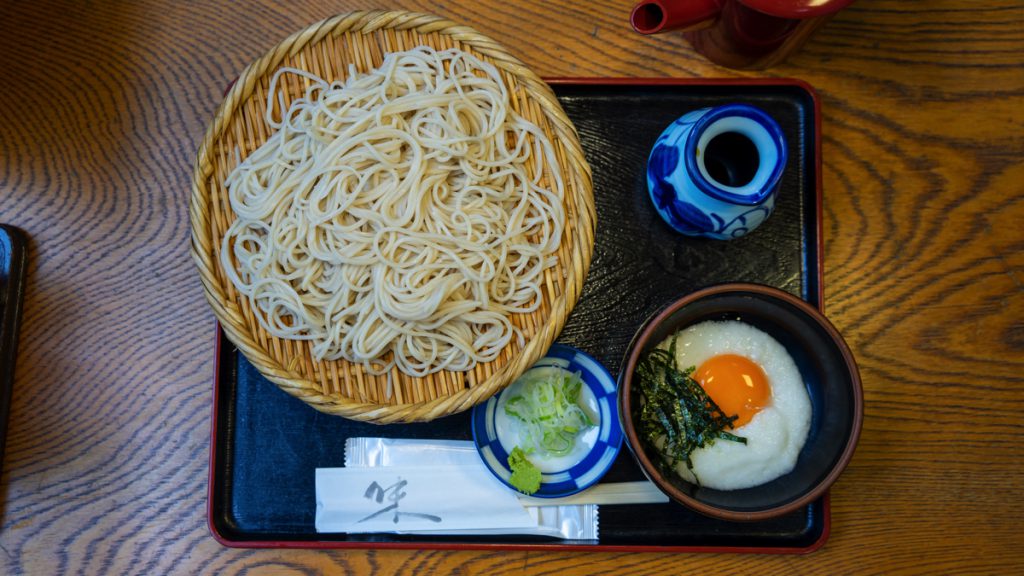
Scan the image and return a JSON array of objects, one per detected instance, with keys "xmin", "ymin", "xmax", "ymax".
[{"xmin": 646, "ymin": 103, "xmax": 788, "ymax": 240}]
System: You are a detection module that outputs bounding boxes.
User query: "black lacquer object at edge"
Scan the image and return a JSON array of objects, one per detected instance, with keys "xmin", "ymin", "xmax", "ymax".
[
  {"xmin": 209, "ymin": 80, "xmax": 825, "ymax": 552},
  {"xmin": 0, "ymin": 224, "xmax": 28, "ymax": 476}
]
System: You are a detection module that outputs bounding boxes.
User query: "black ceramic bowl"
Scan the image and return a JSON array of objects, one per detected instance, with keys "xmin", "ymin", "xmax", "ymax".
[{"xmin": 618, "ymin": 283, "xmax": 863, "ymax": 522}]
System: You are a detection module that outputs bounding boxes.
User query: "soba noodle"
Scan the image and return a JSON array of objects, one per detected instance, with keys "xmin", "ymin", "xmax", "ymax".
[{"xmin": 220, "ymin": 46, "xmax": 565, "ymax": 378}]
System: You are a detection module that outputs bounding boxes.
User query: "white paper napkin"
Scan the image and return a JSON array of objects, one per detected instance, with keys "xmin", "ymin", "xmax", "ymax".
[
  {"xmin": 315, "ymin": 465, "xmax": 536, "ymax": 533},
  {"xmin": 316, "ymin": 437, "xmax": 600, "ymax": 538}
]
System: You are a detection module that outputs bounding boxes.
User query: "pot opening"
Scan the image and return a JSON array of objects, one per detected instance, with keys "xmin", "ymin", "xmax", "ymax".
[
  {"xmin": 702, "ymin": 131, "xmax": 760, "ymax": 188},
  {"xmin": 631, "ymin": 2, "xmax": 666, "ymax": 34}
]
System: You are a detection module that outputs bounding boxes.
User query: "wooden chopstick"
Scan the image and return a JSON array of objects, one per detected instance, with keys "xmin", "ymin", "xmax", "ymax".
[{"xmin": 517, "ymin": 481, "xmax": 669, "ymax": 507}]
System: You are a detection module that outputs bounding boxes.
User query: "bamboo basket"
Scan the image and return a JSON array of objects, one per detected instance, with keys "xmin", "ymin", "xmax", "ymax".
[{"xmin": 189, "ymin": 11, "xmax": 595, "ymax": 424}]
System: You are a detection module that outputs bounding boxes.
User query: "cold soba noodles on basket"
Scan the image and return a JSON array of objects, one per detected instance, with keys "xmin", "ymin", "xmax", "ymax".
[
  {"xmin": 220, "ymin": 47, "xmax": 566, "ymax": 384},
  {"xmin": 191, "ymin": 13, "xmax": 596, "ymax": 424}
]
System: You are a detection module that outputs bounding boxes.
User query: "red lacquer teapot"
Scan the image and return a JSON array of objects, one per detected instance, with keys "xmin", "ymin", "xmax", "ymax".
[{"xmin": 630, "ymin": 0, "xmax": 855, "ymax": 69}]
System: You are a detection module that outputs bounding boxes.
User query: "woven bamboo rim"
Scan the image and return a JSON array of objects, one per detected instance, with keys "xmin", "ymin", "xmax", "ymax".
[{"xmin": 189, "ymin": 11, "xmax": 595, "ymax": 423}]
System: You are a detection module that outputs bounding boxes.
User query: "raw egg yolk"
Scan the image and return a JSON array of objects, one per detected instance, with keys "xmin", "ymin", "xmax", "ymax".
[{"xmin": 695, "ymin": 354, "xmax": 770, "ymax": 428}]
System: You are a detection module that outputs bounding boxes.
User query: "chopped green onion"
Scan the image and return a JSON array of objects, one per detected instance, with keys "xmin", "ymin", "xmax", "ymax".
[{"xmin": 504, "ymin": 368, "xmax": 595, "ymax": 457}]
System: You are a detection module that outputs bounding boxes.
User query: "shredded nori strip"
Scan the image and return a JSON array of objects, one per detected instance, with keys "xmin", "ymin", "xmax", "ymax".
[{"xmin": 635, "ymin": 335, "xmax": 747, "ymax": 484}]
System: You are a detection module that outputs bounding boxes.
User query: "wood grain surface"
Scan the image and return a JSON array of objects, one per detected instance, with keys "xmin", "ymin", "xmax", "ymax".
[{"xmin": 1, "ymin": 0, "xmax": 1022, "ymax": 574}]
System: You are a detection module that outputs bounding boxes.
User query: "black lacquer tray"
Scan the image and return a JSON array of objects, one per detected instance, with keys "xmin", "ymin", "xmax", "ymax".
[{"xmin": 208, "ymin": 79, "xmax": 826, "ymax": 552}]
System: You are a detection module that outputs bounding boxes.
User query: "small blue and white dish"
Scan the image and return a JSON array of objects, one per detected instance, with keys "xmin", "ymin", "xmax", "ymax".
[
  {"xmin": 471, "ymin": 344, "xmax": 623, "ymax": 498},
  {"xmin": 647, "ymin": 103, "xmax": 788, "ymax": 240}
]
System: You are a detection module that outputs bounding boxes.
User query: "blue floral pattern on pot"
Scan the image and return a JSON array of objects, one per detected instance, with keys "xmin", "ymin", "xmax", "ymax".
[{"xmin": 646, "ymin": 104, "xmax": 788, "ymax": 240}]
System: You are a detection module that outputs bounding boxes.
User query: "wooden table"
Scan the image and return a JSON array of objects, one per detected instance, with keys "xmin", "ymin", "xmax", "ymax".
[{"xmin": 2, "ymin": 0, "xmax": 1022, "ymax": 573}]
